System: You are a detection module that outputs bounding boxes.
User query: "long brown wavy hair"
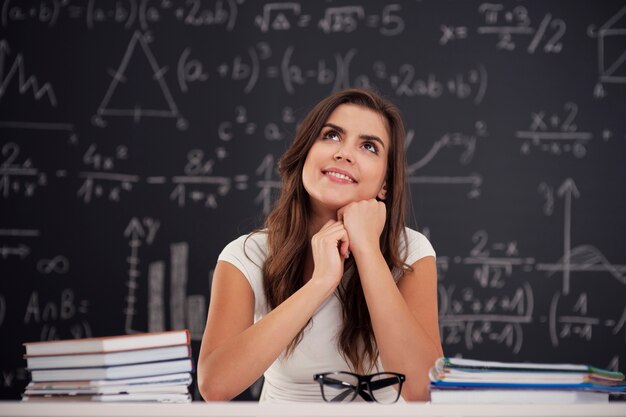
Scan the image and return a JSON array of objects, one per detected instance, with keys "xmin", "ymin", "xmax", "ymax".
[{"xmin": 261, "ymin": 88, "xmax": 410, "ymax": 373}]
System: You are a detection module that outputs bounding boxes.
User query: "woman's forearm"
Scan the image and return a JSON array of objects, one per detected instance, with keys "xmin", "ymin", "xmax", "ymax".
[
  {"xmin": 198, "ymin": 278, "xmax": 334, "ymax": 401},
  {"xmin": 352, "ymin": 248, "xmax": 442, "ymax": 401}
]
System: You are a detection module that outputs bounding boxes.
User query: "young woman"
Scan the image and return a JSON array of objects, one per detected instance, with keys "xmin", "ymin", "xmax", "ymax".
[{"xmin": 198, "ymin": 88, "xmax": 443, "ymax": 403}]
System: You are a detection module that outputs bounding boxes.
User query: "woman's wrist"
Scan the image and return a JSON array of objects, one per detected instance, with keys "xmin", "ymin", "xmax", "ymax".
[
  {"xmin": 350, "ymin": 242, "xmax": 382, "ymax": 260},
  {"xmin": 307, "ymin": 273, "xmax": 340, "ymax": 299}
]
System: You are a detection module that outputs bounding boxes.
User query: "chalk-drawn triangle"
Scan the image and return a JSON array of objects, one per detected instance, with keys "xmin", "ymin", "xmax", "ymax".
[{"xmin": 92, "ymin": 31, "xmax": 187, "ymax": 130}]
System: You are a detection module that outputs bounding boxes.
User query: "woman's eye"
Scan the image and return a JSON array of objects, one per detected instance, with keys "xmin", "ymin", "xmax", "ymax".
[
  {"xmin": 323, "ymin": 130, "xmax": 340, "ymax": 141},
  {"xmin": 363, "ymin": 142, "xmax": 378, "ymax": 154}
]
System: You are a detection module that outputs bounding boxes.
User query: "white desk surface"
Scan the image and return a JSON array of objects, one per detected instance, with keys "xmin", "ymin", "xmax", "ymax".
[{"xmin": 1, "ymin": 401, "xmax": 626, "ymax": 417}]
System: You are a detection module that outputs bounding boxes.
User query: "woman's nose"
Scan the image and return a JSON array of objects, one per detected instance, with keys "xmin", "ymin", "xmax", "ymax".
[{"xmin": 334, "ymin": 146, "xmax": 354, "ymax": 163}]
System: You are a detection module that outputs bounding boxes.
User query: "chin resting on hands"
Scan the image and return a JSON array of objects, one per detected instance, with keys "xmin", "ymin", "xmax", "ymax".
[{"xmin": 337, "ymin": 199, "xmax": 386, "ymax": 254}]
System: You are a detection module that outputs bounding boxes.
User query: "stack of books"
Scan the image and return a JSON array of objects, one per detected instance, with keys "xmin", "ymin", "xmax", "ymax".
[
  {"xmin": 22, "ymin": 330, "xmax": 193, "ymax": 403},
  {"xmin": 429, "ymin": 357, "xmax": 626, "ymax": 404}
]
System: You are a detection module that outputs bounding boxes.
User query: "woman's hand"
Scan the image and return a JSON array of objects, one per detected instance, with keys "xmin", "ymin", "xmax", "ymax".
[
  {"xmin": 310, "ymin": 219, "xmax": 350, "ymax": 290},
  {"xmin": 337, "ymin": 199, "xmax": 386, "ymax": 256}
]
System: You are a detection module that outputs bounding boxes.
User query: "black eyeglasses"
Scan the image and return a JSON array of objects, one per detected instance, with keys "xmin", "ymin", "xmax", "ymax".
[{"xmin": 314, "ymin": 371, "xmax": 405, "ymax": 403}]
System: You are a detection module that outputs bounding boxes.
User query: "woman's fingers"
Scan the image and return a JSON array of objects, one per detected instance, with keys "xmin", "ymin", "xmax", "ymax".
[
  {"xmin": 314, "ymin": 220, "xmax": 350, "ymax": 255},
  {"xmin": 339, "ymin": 239, "xmax": 350, "ymax": 259},
  {"xmin": 336, "ymin": 199, "xmax": 386, "ymax": 254},
  {"xmin": 310, "ymin": 220, "xmax": 351, "ymax": 288}
]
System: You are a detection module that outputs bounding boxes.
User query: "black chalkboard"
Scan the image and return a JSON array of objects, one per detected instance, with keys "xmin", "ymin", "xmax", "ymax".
[{"xmin": 1, "ymin": 0, "xmax": 625, "ymax": 401}]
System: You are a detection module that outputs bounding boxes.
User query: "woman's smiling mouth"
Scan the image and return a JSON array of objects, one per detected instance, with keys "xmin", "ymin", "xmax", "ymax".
[{"xmin": 322, "ymin": 169, "xmax": 357, "ymax": 183}]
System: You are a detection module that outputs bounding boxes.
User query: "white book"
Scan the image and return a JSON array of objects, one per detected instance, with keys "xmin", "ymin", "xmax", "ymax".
[
  {"xmin": 25, "ymin": 383, "xmax": 190, "ymax": 396},
  {"xmin": 430, "ymin": 367, "xmax": 593, "ymax": 384},
  {"xmin": 27, "ymin": 372, "xmax": 192, "ymax": 388},
  {"xmin": 436, "ymin": 357, "xmax": 604, "ymax": 373},
  {"xmin": 29, "ymin": 358, "xmax": 193, "ymax": 382},
  {"xmin": 430, "ymin": 389, "xmax": 609, "ymax": 404},
  {"xmin": 23, "ymin": 330, "xmax": 190, "ymax": 356},
  {"xmin": 431, "ymin": 357, "xmax": 624, "ymax": 384},
  {"xmin": 22, "ymin": 393, "xmax": 191, "ymax": 403},
  {"xmin": 26, "ymin": 345, "xmax": 191, "ymax": 369}
]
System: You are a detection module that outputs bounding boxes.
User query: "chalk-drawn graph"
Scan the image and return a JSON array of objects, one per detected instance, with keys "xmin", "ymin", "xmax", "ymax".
[
  {"xmin": 92, "ymin": 31, "xmax": 187, "ymax": 130},
  {"xmin": 0, "ymin": 39, "xmax": 56, "ymax": 107},
  {"xmin": 537, "ymin": 179, "xmax": 626, "ymax": 294},
  {"xmin": 123, "ymin": 217, "xmax": 206, "ymax": 340},
  {"xmin": 0, "ymin": 39, "xmax": 75, "ymax": 136},
  {"xmin": 437, "ymin": 176, "xmax": 626, "ymax": 355},
  {"xmin": 406, "ymin": 122, "xmax": 487, "ymax": 198}
]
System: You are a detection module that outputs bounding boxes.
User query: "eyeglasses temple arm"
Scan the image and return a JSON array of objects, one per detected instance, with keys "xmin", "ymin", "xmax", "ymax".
[
  {"xmin": 330, "ymin": 388, "xmax": 358, "ymax": 402},
  {"xmin": 357, "ymin": 388, "xmax": 374, "ymax": 402},
  {"xmin": 368, "ymin": 377, "xmax": 401, "ymax": 390}
]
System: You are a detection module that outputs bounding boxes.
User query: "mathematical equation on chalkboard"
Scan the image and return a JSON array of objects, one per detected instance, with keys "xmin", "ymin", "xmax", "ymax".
[
  {"xmin": 2, "ymin": 1, "xmax": 408, "ymax": 34},
  {"xmin": 2, "ymin": 99, "xmax": 618, "ymax": 207},
  {"xmin": 437, "ymin": 226, "xmax": 626, "ymax": 356},
  {"xmin": 3, "ymin": 175, "xmax": 624, "ymax": 350}
]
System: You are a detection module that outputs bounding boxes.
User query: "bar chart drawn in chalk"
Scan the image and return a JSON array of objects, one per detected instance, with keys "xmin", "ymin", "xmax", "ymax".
[
  {"xmin": 123, "ymin": 217, "xmax": 207, "ymax": 340},
  {"xmin": 92, "ymin": 31, "xmax": 188, "ymax": 130}
]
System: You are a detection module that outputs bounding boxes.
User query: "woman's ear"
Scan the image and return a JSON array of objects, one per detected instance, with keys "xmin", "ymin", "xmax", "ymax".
[{"xmin": 377, "ymin": 181, "xmax": 387, "ymax": 201}]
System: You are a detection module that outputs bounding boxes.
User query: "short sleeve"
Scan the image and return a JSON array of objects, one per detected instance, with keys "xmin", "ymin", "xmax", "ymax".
[
  {"xmin": 217, "ymin": 232, "xmax": 269, "ymax": 318},
  {"xmin": 392, "ymin": 228, "xmax": 436, "ymax": 281},
  {"xmin": 403, "ymin": 227, "xmax": 436, "ymax": 265}
]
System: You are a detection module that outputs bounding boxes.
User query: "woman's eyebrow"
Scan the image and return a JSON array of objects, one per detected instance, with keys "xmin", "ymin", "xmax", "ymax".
[
  {"xmin": 323, "ymin": 123, "xmax": 345, "ymax": 134},
  {"xmin": 360, "ymin": 134, "xmax": 386, "ymax": 149},
  {"xmin": 323, "ymin": 123, "xmax": 386, "ymax": 149}
]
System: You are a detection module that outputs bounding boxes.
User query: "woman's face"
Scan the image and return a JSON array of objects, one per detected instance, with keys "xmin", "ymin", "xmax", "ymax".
[{"xmin": 302, "ymin": 103, "xmax": 390, "ymax": 214}]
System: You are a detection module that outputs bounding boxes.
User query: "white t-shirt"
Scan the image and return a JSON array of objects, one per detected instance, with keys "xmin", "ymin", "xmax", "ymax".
[{"xmin": 217, "ymin": 227, "xmax": 436, "ymax": 403}]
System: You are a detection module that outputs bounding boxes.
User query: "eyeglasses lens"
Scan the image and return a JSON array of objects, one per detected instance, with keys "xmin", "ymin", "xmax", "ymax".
[
  {"xmin": 369, "ymin": 373, "xmax": 402, "ymax": 404},
  {"xmin": 321, "ymin": 372, "xmax": 359, "ymax": 402}
]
